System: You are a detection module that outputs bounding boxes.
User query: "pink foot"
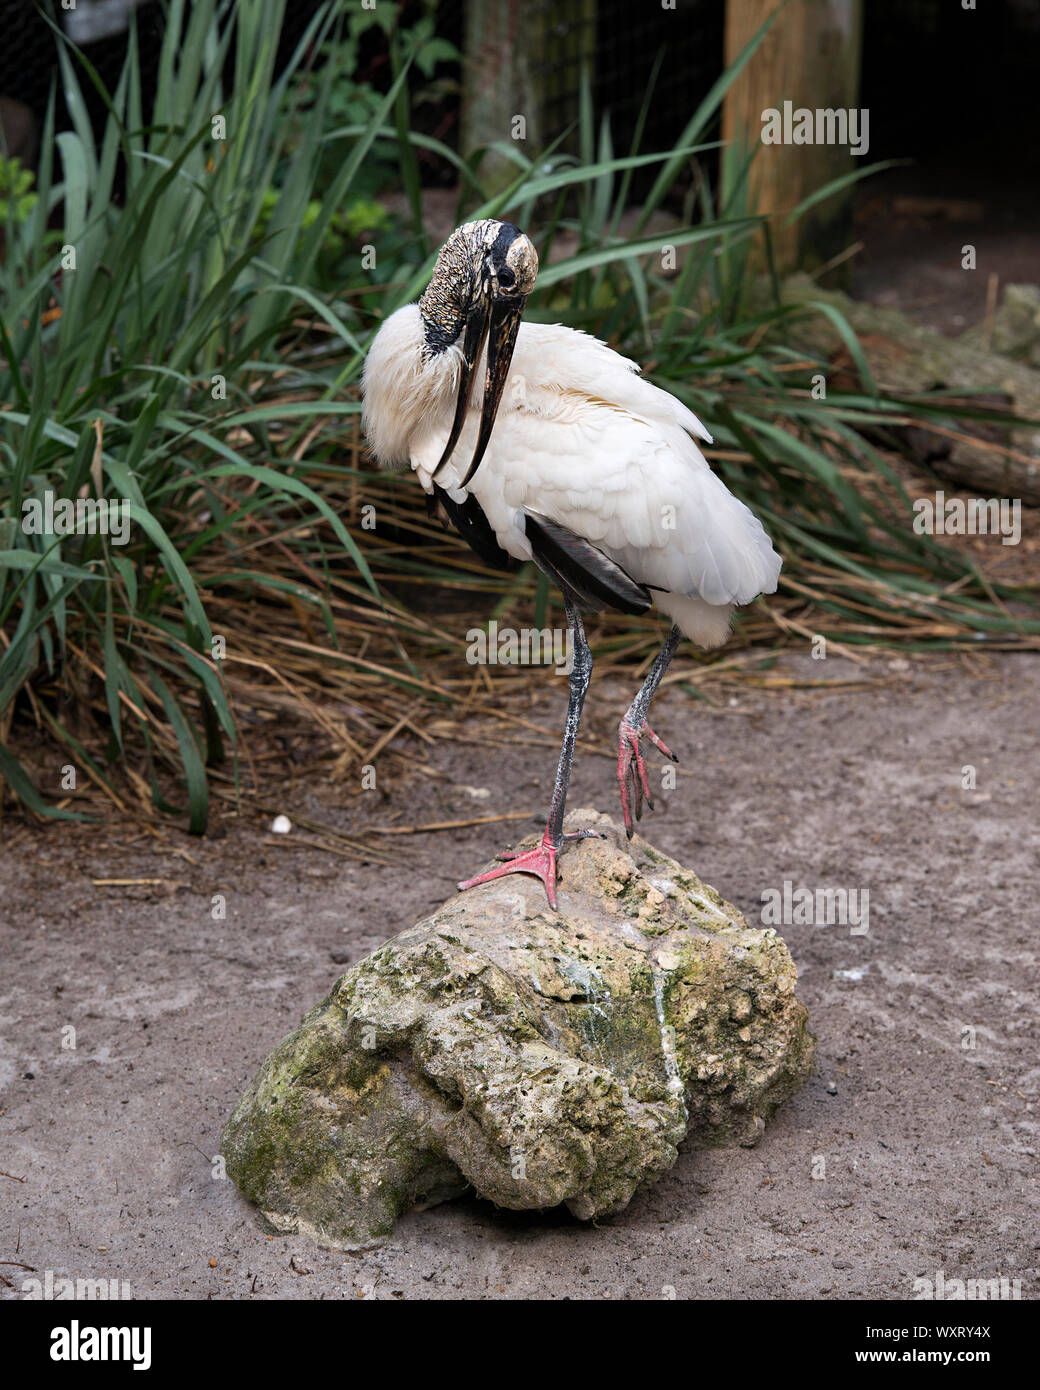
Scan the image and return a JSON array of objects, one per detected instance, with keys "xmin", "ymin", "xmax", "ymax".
[
  {"xmin": 458, "ymin": 829, "xmax": 604, "ymax": 910},
  {"xmin": 617, "ymin": 718, "xmax": 678, "ymax": 838}
]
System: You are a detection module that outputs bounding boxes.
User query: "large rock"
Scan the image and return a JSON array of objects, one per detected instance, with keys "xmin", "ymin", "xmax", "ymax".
[{"xmin": 222, "ymin": 811, "xmax": 815, "ymax": 1250}]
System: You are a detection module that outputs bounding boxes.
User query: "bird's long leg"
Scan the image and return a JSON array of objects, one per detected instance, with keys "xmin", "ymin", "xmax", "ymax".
[
  {"xmin": 617, "ymin": 624, "xmax": 682, "ymax": 838},
  {"xmin": 458, "ymin": 592, "xmax": 603, "ymax": 909}
]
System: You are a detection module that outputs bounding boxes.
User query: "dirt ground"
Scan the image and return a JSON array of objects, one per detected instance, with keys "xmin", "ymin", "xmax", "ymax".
[
  {"xmin": 850, "ymin": 169, "xmax": 1040, "ymax": 338},
  {"xmin": 1, "ymin": 649, "xmax": 1037, "ymax": 1301}
]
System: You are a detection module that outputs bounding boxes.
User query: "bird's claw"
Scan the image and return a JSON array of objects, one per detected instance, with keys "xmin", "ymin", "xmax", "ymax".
[
  {"xmin": 494, "ymin": 828, "xmax": 602, "ymax": 865},
  {"xmin": 617, "ymin": 717, "xmax": 676, "ymax": 838},
  {"xmin": 644, "ymin": 726, "xmax": 679, "ymax": 763},
  {"xmin": 459, "ymin": 829, "xmax": 606, "ymax": 910}
]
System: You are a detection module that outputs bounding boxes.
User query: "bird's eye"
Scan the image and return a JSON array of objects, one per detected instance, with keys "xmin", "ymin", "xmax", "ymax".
[{"xmin": 497, "ymin": 267, "xmax": 516, "ymax": 289}]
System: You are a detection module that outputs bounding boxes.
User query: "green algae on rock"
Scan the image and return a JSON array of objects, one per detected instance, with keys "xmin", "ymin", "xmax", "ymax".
[{"xmin": 222, "ymin": 811, "xmax": 815, "ymax": 1250}]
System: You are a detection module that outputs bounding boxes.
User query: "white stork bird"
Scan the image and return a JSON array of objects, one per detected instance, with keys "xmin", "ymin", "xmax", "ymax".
[{"xmin": 362, "ymin": 219, "xmax": 781, "ymax": 908}]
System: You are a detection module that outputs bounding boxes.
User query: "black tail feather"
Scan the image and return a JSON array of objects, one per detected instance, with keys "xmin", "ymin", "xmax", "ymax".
[
  {"xmin": 430, "ymin": 485, "xmax": 521, "ymax": 573},
  {"xmin": 524, "ymin": 512, "xmax": 652, "ymax": 616}
]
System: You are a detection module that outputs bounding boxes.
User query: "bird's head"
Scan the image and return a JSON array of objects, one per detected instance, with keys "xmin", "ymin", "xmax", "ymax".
[{"xmin": 419, "ymin": 220, "xmax": 538, "ymax": 487}]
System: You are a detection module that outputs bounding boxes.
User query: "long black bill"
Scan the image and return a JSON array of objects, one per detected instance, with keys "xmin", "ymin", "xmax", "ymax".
[
  {"xmin": 459, "ymin": 295, "xmax": 526, "ymax": 488},
  {"xmin": 431, "ymin": 294, "xmax": 491, "ymax": 482}
]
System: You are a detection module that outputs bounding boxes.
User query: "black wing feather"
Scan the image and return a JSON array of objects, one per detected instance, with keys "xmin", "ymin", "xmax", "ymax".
[
  {"xmin": 429, "ymin": 486, "xmax": 653, "ymax": 617},
  {"xmin": 430, "ymin": 485, "xmax": 520, "ymax": 573},
  {"xmin": 523, "ymin": 512, "xmax": 652, "ymax": 616}
]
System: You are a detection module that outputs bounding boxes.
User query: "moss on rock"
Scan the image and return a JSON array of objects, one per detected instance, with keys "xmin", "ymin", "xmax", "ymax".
[{"xmin": 222, "ymin": 810, "xmax": 815, "ymax": 1249}]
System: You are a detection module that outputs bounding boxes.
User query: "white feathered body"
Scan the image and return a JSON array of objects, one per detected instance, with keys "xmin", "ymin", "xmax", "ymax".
[{"xmin": 362, "ymin": 305, "xmax": 781, "ymax": 647}]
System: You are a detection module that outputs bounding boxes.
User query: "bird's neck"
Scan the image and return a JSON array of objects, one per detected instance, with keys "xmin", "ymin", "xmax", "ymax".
[
  {"xmin": 418, "ymin": 288, "xmax": 466, "ymax": 359},
  {"xmin": 418, "ymin": 247, "xmax": 473, "ymax": 358}
]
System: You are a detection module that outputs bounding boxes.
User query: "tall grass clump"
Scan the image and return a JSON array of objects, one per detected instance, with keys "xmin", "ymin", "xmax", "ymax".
[{"xmin": 0, "ymin": 0, "xmax": 411, "ymax": 828}]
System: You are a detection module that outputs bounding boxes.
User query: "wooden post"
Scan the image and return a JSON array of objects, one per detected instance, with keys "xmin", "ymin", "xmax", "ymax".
[
  {"xmin": 460, "ymin": 0, "xmax": 596, "ymax": 196},
  {"xmin": 722, "ymin": 0, "xmax": 864, "ymax": 271},
  {"xmin": 461, "ymin": 1, "xmax": 545, "ymax": 195}
]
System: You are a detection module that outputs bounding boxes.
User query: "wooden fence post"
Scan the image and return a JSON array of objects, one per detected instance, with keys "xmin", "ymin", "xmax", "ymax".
[{"xmin": 722, "ymin": 0, "xmax": 864, "ymax": 270}]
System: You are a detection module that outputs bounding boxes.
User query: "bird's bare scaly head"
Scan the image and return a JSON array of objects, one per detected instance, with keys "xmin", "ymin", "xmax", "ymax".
[
  {"xmin": 420, "ymin": 220, "xmax": 538, "ymax": 350},
  {"xmin": 420, "ymin": 220, "xmax": 538, "ymax": 487}
]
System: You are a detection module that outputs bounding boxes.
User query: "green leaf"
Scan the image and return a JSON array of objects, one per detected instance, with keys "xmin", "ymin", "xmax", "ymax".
[
  {"xmin": 0, "ymin": 742, "xmax": 87, "ymax": 821},
  {"xmin": 147, "ymin": 667, "xmax": 208, "ymax": 833}
]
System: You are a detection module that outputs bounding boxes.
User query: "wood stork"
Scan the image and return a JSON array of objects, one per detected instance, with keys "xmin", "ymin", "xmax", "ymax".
[{"xmin": 362, "ymin": 219, "xmax": 781, "ymax": 908}]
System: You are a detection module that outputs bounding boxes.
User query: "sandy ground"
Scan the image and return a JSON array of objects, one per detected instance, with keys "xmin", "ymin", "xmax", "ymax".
[{"xmin": 1, "ymin": 650, "xmax": 1037, "ymax": 1301}]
